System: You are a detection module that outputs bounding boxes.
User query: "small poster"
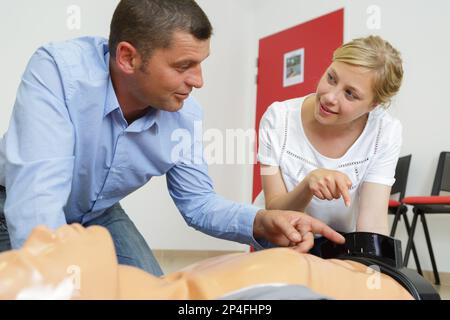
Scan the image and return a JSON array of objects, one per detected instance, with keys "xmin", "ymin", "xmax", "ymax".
[{"xmin": 283, "ymin": 48, "xmax": 305, "ymax": 87}]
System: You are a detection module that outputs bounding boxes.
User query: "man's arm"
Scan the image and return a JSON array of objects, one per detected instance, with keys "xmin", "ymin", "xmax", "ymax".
[
  {"xmin": 166, "ymin": 159, "xmax": 260, "ymax": 246},
  {"xmin": 166, "ymin": 125, "xmax": 344, "ymax": 250},
  {"xmin": 3, "ymin": 48, "xmax": 75, "ymax": 248}
]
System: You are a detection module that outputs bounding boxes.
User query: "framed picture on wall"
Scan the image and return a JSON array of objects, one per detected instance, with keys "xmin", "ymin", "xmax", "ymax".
[{"xmin": 283, "ymin": 48, "xmax": 305, "ymax": 87}]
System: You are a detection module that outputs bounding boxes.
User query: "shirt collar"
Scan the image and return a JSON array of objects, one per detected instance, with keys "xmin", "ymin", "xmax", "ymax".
[
  {"xmin": 104, "ymin": 76, "xmax": 121, "ymax": 118},
  {"xmin": 103, "ymin": 52, "xmax": 161, "ymax": 133},
  {"xmin": 104, "ymin": 53, "xmax": 121, "ymax": 117},
  {"xmin": 125, "ymin": 107, "xmax": 161, "ymax": 133}
]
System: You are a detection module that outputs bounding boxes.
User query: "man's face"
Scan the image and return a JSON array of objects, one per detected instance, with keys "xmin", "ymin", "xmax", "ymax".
[{"xmin": 132, "ymin": 31, "xmax": 210, "ymax": 112}]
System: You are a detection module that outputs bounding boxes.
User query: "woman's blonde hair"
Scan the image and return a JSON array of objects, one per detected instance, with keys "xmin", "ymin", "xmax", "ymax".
[{"xmin": 333, "ymin": 35, "xmax": 403, "ymax": 108}]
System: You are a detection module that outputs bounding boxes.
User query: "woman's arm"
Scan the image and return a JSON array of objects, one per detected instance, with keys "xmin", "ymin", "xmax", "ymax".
[
  {"xmin": 261, "ymin": 165, "xmax": 352, "ymax": 212},
  {"xmin": 356, "ymin": 182, "xmax": 391, "ymax": 235},
  {"xmin": 261, "ymin": 165, "xmax": 313, "ymax": 212}
]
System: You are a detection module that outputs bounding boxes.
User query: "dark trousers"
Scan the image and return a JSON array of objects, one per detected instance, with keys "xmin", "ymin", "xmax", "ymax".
[{"xmin": 0, "ymin": 186, "xmax": 11, "ymax": 252}]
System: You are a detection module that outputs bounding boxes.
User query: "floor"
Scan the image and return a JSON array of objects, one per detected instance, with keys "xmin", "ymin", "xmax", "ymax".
[
  {"xmin": 435, "ymin": 285, "xmax": 450, "ymax": 299},
  {"xmin": 154, "ymin": 250, "xmax": 450, "ymax": 300}
]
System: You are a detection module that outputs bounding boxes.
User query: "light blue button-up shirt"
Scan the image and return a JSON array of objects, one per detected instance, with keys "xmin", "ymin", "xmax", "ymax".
[{"xmin": 0, "ymin": 37, "xmax": 261, "ymax": 249}]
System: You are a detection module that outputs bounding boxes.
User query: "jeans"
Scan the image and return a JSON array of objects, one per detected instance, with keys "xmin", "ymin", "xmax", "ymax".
[
  {"xmin": 84, "ymin": 203, "xmax": 163, "ymax": 276},
  {"xmin": 0, "ymin": 186, "xmax": 11, "ymax": 252},
  {"xmin": 0, "ymin": 186, "xmax": 163, "ymax": 276}
]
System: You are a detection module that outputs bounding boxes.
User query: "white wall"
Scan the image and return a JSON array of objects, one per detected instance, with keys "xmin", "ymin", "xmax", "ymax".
[
  {"xmin": 1, "ymin": 1, "xmax": 449, "ymax": 270},
  {"xmin": 1, "ymin": 0, "xmax": 118, "ymax": 132}
]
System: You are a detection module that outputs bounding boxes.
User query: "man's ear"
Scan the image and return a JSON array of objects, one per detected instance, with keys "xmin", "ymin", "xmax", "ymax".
[{"xmin": 114, "ymin": 42, "xmax": 139, "ymax": 74}]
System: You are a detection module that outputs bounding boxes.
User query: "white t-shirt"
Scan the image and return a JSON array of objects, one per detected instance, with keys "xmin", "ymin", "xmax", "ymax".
[{"xmin": 258, "ymin": 96, "xmax": 402, "ymax": 232}]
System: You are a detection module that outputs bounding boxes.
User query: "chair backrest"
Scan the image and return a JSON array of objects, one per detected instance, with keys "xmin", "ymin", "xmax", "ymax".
[
  {"xmin": 431, "ymin": 151, "xmax": 450, "ymax": 195},
  {"xmin": 391, "ymin": 154, "xmax": 412, "ymax": 200}
]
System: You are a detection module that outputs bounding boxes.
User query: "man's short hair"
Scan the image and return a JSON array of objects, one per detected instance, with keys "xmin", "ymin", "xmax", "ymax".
[{"xmin": 109, "ymin": 0, "xmax": 213, "ymax": 60}]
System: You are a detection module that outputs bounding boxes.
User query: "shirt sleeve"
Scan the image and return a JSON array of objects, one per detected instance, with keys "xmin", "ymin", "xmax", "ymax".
[
  {"xmin": 3, "ymin": 48, "xmax": 75, "ymax": 248},
  {"xmin": 165, "ymin": 110, "xmax": 265, "ymax": 248},
  {"xmin": 363, "ymin": 118, "xmax": 403, "ymax": 186},
  {"xmin": 257, "ymin": 102, "xmax": 284, "ymax": 167}
]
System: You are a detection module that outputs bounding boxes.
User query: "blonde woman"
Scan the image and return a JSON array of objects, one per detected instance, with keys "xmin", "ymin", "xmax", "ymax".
[{"xmin": 258, "ymin": 35, "xmax": 403, "ymax": 251}]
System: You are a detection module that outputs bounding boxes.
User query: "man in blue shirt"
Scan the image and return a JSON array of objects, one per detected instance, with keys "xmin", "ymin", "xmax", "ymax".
[{"xmin": 0, "ymin": 0, "xmax": 344, "ymax": 276}]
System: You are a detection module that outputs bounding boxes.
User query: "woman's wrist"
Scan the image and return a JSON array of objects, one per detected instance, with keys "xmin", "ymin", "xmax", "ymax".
[
  {"xmin": 292, "ymin": 178, "xmax": 314, "ymax": 210},
  {"xmin": 296, "ymin": 176, "xmax": 313, "ymax": 197}
]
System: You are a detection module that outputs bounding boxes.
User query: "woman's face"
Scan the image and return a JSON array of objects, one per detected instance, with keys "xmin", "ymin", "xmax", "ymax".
[{"xmin": 314, "ymin": 61, "xmax": 377, "ymax": 127}]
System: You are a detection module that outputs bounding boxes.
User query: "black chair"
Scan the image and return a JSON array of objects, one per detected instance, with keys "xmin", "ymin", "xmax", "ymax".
[
  {"xmin": 388, "ymin": 155, "xmax": 422, "ymax": 274},
  {"xmin": 403, "ymin": 151, "xmax": 450, "ymax": 285}
]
